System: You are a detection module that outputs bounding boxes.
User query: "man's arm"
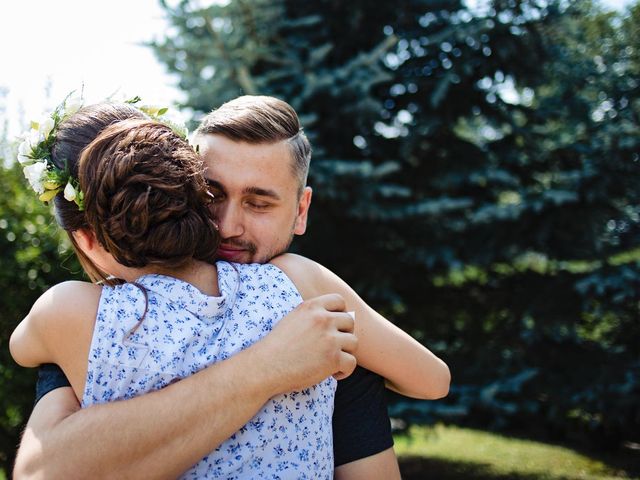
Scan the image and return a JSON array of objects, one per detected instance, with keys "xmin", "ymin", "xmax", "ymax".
[{"xmin": 14, "ymin": 294, "xmax": 357, "ymax": 480}]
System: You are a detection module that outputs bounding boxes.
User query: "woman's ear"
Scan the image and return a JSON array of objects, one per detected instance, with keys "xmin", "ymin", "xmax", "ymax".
[{"xmin": 72, "ymin": 228, "xmax": 97, "ymax": 254}]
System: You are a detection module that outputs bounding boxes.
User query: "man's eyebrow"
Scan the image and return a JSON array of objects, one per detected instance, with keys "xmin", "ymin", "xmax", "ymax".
[{"xmin": 243, "ymin": 186, "xmax": 281, "ymax": 200}]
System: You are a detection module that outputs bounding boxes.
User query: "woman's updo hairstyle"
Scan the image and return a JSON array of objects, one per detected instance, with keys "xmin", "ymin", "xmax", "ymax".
[{"xmin": 78, "ymin": 119, "xmax": 219, "ymax": 274}]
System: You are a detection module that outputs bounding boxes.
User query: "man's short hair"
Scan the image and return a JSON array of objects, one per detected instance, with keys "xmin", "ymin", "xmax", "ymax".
[{"xmin": 195, "ymin": 96, "xmax": 311, "ymax": 194}]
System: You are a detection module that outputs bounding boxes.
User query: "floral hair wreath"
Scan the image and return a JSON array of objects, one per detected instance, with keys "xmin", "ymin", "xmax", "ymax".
[{"xmin": 17, "ymin": 94, "xmax": 188, "ymax": 211}]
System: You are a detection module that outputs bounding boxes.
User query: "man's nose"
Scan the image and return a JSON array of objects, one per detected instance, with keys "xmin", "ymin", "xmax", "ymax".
[{"xmin": 216, "ymin": 202, "xmax": 245, "ymax": 239}]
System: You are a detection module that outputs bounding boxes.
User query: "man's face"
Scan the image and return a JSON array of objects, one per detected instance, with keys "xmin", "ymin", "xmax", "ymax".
[{"xmin": 196, "ymin": 134, "xmax": 312, "ymax": 264}]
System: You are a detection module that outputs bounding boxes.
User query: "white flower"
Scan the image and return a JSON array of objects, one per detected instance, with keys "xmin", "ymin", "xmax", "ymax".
[
  {"xmin": 63, "ymin": 181, "xmax": 77, "ymax": 201},
  {"xmin": 23, "ymin": 161, "xmax": 48, "ymax": 194},
  {"xmin": 38, "ymin": 116, "xmax": 55, "ymax": 139},
  {"xmin": 64, "ymin": 97, "xmax": 83, "ymax": 116},
  {"xmin": 28, "ymin": 128, "xmax": 44, "ymax": 149},
  {"xmin": 17, "ymin": 140, "xmax": 33, "ymax": 164}
]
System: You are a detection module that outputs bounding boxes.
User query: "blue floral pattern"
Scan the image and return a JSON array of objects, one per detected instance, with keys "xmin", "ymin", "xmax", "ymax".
[{"xmin": 82, "ymin": 261, "xmax": 336, "ymax": 479}]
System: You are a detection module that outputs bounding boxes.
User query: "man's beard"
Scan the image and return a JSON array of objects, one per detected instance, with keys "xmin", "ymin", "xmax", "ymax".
[{"xmin": 219, "ymin": 224, "xmax": 296, "ymax": 264}]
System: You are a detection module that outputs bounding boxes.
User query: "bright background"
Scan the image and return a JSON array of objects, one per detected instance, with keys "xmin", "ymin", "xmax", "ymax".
[
  {"xmin": 0, "ymin": 0, "xmax": 633, "ymax": 137},
  {"xmin": 1, "ymin": 0, "xmax": 183, "ymax": 137},
  {"xmin": 1, "ymin": 1, "xmax": 639, "ymax": 478}
]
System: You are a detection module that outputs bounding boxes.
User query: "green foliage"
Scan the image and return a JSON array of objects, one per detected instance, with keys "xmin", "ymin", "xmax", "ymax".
[
  {"xmin": 152, "ymin": 0, "xmax": 640, "ymax": 448},
  {"xmin": 0, "ymin": 144, "xmax": 83, "ymax": 472},
  {"xmin": 1, "ymin": 0, "xmax": 638, "ymax": 472}
]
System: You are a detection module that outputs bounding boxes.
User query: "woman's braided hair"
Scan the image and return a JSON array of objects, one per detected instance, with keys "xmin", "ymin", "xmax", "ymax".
[
  {"xmin": 52, "ymin": 104, "xmax": 218, "ymax": 283},
  {"xmin": 79, "ymin": 119, "xmax": 219, "ymax": 270}
]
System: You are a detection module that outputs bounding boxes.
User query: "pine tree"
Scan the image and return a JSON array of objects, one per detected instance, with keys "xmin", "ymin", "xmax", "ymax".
[{"xmin": 152, "ymin": 0, "xmax": 639, "ymax": 446}]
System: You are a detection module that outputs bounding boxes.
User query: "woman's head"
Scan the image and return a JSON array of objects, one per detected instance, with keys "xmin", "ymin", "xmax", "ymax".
[
  {"xmin": 79, "ymin": 119, "xmax": 219, "ymax": 276},
  {"xmin": 52, "ymin": 104, "xmax": 219, "ymax": 282}
]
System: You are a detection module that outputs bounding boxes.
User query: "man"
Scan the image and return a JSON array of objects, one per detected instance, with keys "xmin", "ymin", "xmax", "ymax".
[{"xmin": 14, "ymin": 96, "xmax": 400, "ymax": 479}]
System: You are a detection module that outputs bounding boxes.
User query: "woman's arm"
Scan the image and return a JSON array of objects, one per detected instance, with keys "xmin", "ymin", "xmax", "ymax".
[
  {"xmin": 271, "ymin": 254, "xmax": 450, "ymax": 400},
  {"xmin": 10, "ymin": 280, "xmax": 101, "ymax": 397}
]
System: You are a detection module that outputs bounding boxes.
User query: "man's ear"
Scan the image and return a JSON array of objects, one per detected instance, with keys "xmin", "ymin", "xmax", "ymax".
[{"xmin": 294, "ymin": 186, "xmax": 312, "ymax": 235}]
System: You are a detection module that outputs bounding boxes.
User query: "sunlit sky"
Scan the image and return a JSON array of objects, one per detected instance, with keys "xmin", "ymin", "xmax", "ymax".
[
  {"xmin": 1, "ymin": 0, "xmax": 183, "ymax": 138},
  {"xmin": 1, "ymin": 0, "xmax": 634, "ymax": 140}
]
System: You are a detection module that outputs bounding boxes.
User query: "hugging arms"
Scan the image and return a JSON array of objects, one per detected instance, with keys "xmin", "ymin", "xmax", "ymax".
[
  {"xmin": 12, "ymin": 96, "xmax": 449, "ymax": 478},
  {"xmin": 14, "ymin": 256, "xmax": 449, "ymax": 479}
]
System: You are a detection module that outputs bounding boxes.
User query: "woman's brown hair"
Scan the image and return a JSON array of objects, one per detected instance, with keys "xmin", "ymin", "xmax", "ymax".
[
  {"xmin": 79, "ymin": 119, "xmax": 219, "ymax": 274},
  {"xmin": 51, "ymin": 103, "xmax": 219, "ymax": 283}
]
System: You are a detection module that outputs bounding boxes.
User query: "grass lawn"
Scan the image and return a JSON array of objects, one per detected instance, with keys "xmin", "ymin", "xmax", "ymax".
[{"xmin": 395, "ymin": 425, "xmax": 639, "ymax": 480}]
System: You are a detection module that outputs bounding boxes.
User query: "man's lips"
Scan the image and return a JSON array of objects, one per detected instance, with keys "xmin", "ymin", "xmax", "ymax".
[{"xmin": 217, "ymin": 244, "xmax": 248, "ymax": 261}]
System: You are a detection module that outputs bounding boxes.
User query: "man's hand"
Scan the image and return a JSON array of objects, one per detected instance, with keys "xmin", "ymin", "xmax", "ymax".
[{"xmin": 257, "ymin": 293, "xmax": 358, "ymax": 395}]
